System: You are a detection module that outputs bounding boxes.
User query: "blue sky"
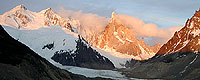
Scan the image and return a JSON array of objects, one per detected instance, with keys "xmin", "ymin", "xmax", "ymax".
[
  {"xmin": 0, "ymin": 0, "xmax": 199, "ymax": 28},
  {"xmin": 0, "ymin": 0, "xmax": 199, "ymax": 45}
]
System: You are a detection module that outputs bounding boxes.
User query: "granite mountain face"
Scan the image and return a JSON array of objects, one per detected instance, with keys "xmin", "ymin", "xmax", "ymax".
[
  {"xmin": 87, "ymin": 12, "xmax": 161, "ymax": 60},
  {"xmin": 158, "ymin": 9, "xmax": 200, "ymax": 54}
]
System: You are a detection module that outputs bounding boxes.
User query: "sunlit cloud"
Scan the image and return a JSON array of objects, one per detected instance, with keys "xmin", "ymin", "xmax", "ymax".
[
  {"xmin": 56, "ymin": 7, "xmax": 182, "ymax": 45},
  {"xmin": 116, "ymin": 14, "xmax": 182, "ymax": 43},
  {"xmin": 56, "ymin": 6, "xmax": 109, "ymax": 36}
]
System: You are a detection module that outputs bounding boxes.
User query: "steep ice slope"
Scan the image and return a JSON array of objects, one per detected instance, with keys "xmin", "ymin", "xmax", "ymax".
[
  {"xmin": 3, "ymin": 26, "xmax": 77, "ymax": 63},
  {"xmin": 0, "ymin": 25, "xmax": 80, "ymax": 80},
  {"xmin": 1, "ymin": 25, "xmax": 130, "ymax": 80},
  {"xmin": 3, "ymin": 25, "xmax": 114, "ymax": 69},
  {"xmin": 0, "ymin": 25, "xmax": 125, "ymax": 80},
  {"xmin": 0, "ymin": 5, "xmax": 115, "ymax": 69}
]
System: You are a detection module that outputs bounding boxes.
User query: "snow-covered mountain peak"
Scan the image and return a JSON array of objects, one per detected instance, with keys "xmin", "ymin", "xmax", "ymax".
[
  {"xmin": 112, "ymin": 12, "xmax": 116, "ymax": 18},
  {"xmin": 12, "ymin": 4, "xmax": 27, "ymax": 11},
  {"xmin": 111, "ymin": 11, "xmax": 116, "ymax": 22},
  {"xmin": 110, "ymin": 12, "xmax": 123, "ymax": 25},
  {"xmin": 44, "ymin": 8, "xmax": 52, "ymax": 12},
  {"xmin": 40, "ymin": 8, "xmax": 53, "ymax": 15},
  {"xmin": 0, "ymin": 5, "xmax": 34, "ymax": 29},
  {"xmin": 0, "ymin": 5, "xmax": 80, "ymax": 31},
  {"xmin": 2, "ymin": 4, "xmax": 29, "ymax": 17}
]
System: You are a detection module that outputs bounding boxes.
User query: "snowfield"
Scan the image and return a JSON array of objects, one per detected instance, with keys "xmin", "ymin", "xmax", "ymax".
[
  {"xmin": 0, "ymin": 5, "xmax": 132, "ymax": 68},
  {"xmin": 3, "ymin": 25, "xmax": 78, "ymax": 62},
  {"xmin": 2, "ymin": 25, "xmax": 142, "ymax": 80},
  {"xmin": 3, "ymin": 25, "xmax": 132, "ymax": 68}
]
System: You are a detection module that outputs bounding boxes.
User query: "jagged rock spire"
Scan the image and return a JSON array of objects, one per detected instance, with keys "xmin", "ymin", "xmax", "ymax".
[
  {"xmin": 111, "ymin": 12, "xmax": 116, "ymax": 23},
  {"xmin": 112, "ymin": 12, "xmax": 116, "ymax": 18},
  {"xmin": 141, "ymin": 37, "xmax": 145, "ymax": 44}
]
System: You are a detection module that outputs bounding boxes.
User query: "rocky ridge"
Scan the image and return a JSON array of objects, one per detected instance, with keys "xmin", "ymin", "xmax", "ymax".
[{"xmin": 158, "ymin": 9, "xmax": 200, "ymax": 54}]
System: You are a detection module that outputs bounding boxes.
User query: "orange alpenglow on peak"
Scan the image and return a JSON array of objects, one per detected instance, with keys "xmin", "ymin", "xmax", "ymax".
[
  {"xmin": 157, "ymin": 9, "xmax": 200, "ymax": 54},
  {"xmin": 87, "ymin": 12, "xmax": 161, "ymax": 60},
  {"xmin": 14, "ymin": 4, "xmax": 27, "ymax": 10},
  {"xmin": 0, "ymin": 4, "xmax": 79, "ymax": 32},
  {"xmin": 111, "ymin": 11, "xmax": 116, "ymax": 23}
]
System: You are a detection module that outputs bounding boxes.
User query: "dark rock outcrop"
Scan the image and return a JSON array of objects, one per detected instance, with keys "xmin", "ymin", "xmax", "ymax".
[
  {"xmin": 42, "ymin": 42, "xmax": 54, "ymax": 50},
  {"xmin": 124, "ymin": 59, "xmax": 138, "ymax": 68},
  {"xmin": 51, "ymin": 35, "xmax": 115, "ymax": 70},
  {"xmin": 119, "ymin": 52, "xmax": 200, "ymax": 79},
  {"xmin": 0, "ymin": 25, "xmax": 112, "ymax": 80}
]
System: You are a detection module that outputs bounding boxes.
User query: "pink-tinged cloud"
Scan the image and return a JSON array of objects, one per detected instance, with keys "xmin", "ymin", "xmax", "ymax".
[
  {"xmin": 116, "ymin": 14, "xmax": 182, "ymax": 44},
  {"xmin": 56, "ymin": 7, "xmax": 182, "ymax": 45},
  {"xmin": 56, "ymin": 7, "xmax": 109, "ymax": 36}
]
